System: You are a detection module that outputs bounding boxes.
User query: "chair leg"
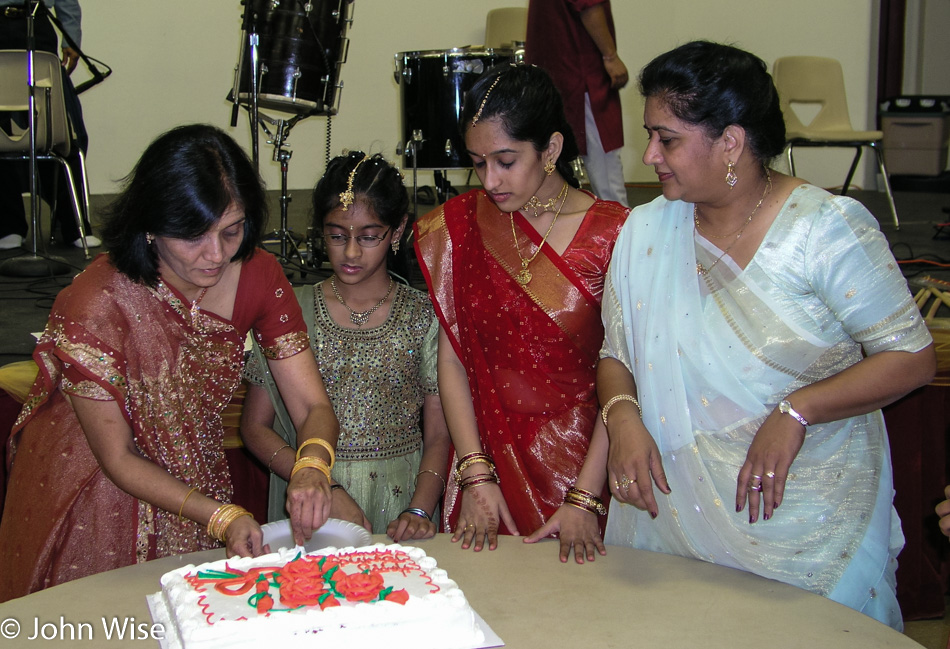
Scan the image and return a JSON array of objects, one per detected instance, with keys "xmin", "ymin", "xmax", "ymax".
[
  {"xmin": 840, "ymin": 146, "xmax": 863, "ymax": 196},
  {"xmin": 56, "ymin": 158, "xmax": 90, "ymax": 259},
  {"xmin": 871, "ymin": 142, "xmax": 900, "ymax": 230}
]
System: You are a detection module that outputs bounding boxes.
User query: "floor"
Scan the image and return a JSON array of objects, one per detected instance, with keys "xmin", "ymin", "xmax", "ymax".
[{"xmin": 1, "ymin": 183, "xmax": 949, "ymax": 646}]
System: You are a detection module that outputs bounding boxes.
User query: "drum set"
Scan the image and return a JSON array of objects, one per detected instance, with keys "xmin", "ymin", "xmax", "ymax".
[
  {"xmin": 394, "ymin": 45, "xmax": 522, "ymax": 207},
  {"xmin": 227, "ymin": 0, "xmax": 525, "ymax": 269},
  {"xmin": 230, "ymin": 0, "xmax": 353, "ymax": 266}
]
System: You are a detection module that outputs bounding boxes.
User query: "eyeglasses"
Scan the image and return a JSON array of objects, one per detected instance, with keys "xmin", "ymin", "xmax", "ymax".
[{"xmin": 322, "ymin": 227, "xmax": 391, "ymax": 248}]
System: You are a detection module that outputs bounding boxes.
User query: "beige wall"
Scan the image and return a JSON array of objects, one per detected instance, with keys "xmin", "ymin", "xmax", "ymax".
[{"xmin": 72, "ymin": 0, "xmax": 879, "ymax": 195}]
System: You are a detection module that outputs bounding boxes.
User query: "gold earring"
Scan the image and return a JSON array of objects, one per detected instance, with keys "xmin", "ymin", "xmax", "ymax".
[
  {"xmin": 146, "ymin": 233, "xmax": 154, "ymax": 245},
  {"xmin": 391, "ymin": 239, "xmax": 400, "ymax": 253},
  {"xmin": 544, "ymin": 160, "xmax": 556, "ymax": 176},
  {"xmin": 725, "ymin": 161, "xmax": 738, "ymax": 188}
]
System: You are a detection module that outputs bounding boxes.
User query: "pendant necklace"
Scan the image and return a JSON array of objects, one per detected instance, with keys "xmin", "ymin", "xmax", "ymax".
[
  {"xmin": 695, "ymin": 169, "xmax": 772, "ymax": 276},
  {"xmin": 510, "ymin": 182, "xmax": 569, "ymax": 286},
  {"xmin": 330, "ymin": 274, "xmax": 394, "ymax": 327}
]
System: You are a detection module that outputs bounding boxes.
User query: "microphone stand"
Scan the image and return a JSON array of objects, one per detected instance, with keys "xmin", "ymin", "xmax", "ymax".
[{"xmin": 0, "ymin": 0, "xmax": 69, "ymax": 277}]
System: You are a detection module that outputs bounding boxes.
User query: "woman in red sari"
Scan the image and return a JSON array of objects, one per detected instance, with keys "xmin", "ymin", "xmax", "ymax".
[
  {"xmin": 414, "ymin": 65, "xmax": 628, "ymax": 562},
  {"xmin": 0, "ymin": 125, "xmax": 338, "ymax": 601}
]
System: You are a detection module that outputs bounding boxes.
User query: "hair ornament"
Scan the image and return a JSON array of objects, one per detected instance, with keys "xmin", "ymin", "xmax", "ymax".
[
  {"xmin": 471, "ymin": 75, "xmax": 502, "ymax": 127},
  {"xmin": 339, "ymin": 153, "xmax": 369, "ymax": 211}
]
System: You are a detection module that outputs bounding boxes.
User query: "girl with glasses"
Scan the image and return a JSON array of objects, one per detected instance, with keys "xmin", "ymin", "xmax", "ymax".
[{"xmin": 242, "ymin": 151, "xmax": 449, "ymax": 541}]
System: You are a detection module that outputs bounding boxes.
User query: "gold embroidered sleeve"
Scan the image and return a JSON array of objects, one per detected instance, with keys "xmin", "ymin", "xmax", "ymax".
[{"xmin": 260, "ymin": 330, "xmax": 310, "ymax": 360}]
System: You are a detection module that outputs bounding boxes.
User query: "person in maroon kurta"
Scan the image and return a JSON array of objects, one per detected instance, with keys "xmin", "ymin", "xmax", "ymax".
[{"xmin": 525, "ymin": 0, "xmax": 629, "ymax": 206}]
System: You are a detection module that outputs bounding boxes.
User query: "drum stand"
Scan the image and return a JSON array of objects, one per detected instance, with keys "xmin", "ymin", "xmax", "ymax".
[
  {"xmin": 257, "ymin": 113, "xmax": 307, "ymax": 266},
  {"xmin": 0, "ymin": 1, "xmax": 70, "ymax": 278}
]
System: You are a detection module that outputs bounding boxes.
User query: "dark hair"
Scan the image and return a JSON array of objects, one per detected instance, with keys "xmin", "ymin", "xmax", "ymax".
[
  {"xmin": 639, "ymin": 41, "xmax": 786, "ymax": 162},
  {"xmin": 460, "ymin": 64, "xmax": 580, "ymax": 188},
  {"xmin": 311, "ymin": 151, "xmax": 410, "ymax": 275},
  {"xmin": 100, "ymin": 124, "xmax": 267, "ymax": 286}
]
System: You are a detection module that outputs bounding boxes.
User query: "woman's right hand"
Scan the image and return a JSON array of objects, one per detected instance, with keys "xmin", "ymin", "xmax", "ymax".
[
  {"xmin": 329, "ymin": 486, "xmax": 372, "ymax": 531},
  {"xmin": 451, "ymin": 483, "xmax": 519, "ymax": 551},
  {"xmin": 286, "ymin": 468, "xmax": 332, "ymax": 546},
  {"xmin": 606, "ymin": 420, "xmax": 670, "ymax": 517}
]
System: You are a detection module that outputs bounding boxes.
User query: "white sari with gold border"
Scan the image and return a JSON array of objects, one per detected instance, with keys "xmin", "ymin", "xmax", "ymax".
[{"xmin": 601, "ymin": 184, "xmax": 931, "ymax": 629}]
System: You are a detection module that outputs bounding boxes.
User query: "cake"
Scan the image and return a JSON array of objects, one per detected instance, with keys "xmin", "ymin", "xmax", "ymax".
[{"xmin": 152, "ymin": 543, "xmax": 485, "ymax": 649}]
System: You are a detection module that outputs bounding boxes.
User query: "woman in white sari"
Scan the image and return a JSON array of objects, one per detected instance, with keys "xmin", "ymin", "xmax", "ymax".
[{"xmin": 597, "ymin": 41, "xmax": 936, "ymax": 630}]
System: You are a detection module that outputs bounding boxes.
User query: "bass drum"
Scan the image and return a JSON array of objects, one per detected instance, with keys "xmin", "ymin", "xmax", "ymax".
[
  {"xmin": 237, "ymin": 0, "xmax": 352, "ymax": 115},
  {"xmin": 394, "ymin": 48, "xmax": 514, "ymax": 169}
]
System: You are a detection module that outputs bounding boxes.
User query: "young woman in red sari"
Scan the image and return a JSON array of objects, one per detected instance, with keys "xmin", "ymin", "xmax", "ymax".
[
  {"xmin": 0, "ymin": 125, "xmax": 338, "ymax": 601},
  {"xmin": 414, "ymin": 64, "xmax": 629, "ymax": 562}
]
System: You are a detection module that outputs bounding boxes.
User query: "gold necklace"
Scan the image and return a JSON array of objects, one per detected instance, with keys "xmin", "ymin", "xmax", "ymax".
[
  {"xmin": 329, "ymin": 275, "xmax": 394, "ymax": 327},
  {"xmin": 521, "ymin": 181, "xmax": 568, "ymax": 218},
  {"xmin": 510, "ymin": 182, "xmax": 569, "ymax": 286},
  {"xmin": 696, "ymin": 169, "xmax": 772, "ymax": 276}
]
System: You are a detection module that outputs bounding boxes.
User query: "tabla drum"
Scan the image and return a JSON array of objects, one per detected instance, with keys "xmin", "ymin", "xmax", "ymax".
[
  {"xmin": 236, "ymin": 0, "xmax": 353, "ymax": 115},
  {"xmin": 394, "ymin": 47, "xmax": 515, "ymax": 169}
]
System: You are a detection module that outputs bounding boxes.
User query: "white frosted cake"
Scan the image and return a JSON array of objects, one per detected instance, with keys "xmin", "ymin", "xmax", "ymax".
[{"xmin": 153, "ymin": 543, "xmax": 485, "ymax": 649}]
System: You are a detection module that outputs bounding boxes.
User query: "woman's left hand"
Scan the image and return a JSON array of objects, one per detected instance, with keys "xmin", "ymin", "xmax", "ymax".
[
  {"xmin": 387, "ymin": 512, "xmax": 437, "ymax": 542},
  {"xmin": 736, "ymin": 409, "xmax": 806, "ymax": 523},
  {"xmin": 523, "ymin": 504, "xmax": 606, "ymax": 564},
  {"xmin": 224, "ymin": 516, "xmax": 269, "ymax": 558},
  {"xmin": 286, "ymin": 468, "xmax": 332, "ymax": 545}
]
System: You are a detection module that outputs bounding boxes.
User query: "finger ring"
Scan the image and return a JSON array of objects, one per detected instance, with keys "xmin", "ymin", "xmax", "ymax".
[
  {"xmin": 749, "ymin": 483, "xmax": 763, "ymax": 492},
  {"xmin": 613, "ymin": 480, "xmax": 621, "ymax": 490},
  {"xmin": 751, "ymin": 474, "xmax": 763, "ymax": 480},
  {"xmin": 463, "ymin": 524, "xmax": 474, "ymax": 531},
  {"xmin": 765, "ymin": 471, "xmax": 776, "ymax": 479},
  {"xmin": 619, "ymin": 474, "xmax": 634, "ymax": 489}
]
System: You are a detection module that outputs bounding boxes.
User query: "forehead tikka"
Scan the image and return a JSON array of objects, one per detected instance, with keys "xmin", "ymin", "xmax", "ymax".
[
  {"xmin": 339, "ymin": 153, "xmax": 369, "ymax": 211},
  {"xmin": 471, "ymin": 76, "xmax": 501, "ymax": 127}
]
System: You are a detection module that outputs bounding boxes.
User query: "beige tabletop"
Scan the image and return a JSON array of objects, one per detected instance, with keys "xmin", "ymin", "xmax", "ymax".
[{"xmin": 0, "ymin": 533, "xmax": 921, "ymax": 648}]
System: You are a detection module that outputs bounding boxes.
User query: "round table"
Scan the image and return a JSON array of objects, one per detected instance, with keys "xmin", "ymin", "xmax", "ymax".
[{"xmin": 0, "ymin": 534, "xmax": 921, "ymax": 648}]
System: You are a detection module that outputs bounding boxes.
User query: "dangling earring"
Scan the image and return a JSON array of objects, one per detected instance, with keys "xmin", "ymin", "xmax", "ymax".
[
  {"xmin": 391, "ymin": 239, "xmax": 400, "ymax": 253},
  {"xmin": 146, "ymin": 233, "xmax": 155, "ymax": 245},
  {"xmin": 544, "ymin": 160, "xmax": 556, "ymax": 176},
  {"xmin": 725, "ymin": 161, "xmax": 738, "ymax": 188}
]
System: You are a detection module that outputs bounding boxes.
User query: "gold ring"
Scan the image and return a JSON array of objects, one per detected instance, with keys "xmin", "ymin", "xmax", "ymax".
[
  {"xmin": 765, "ymin": 471, "xmax": 775, "ymax": 479},
  {"xmin": 619, "ymin": 474, "xmax": 634, "ymax": 490},
  {"xmin": 613, "ymin": 480, "xmax": 621, "ymax": 490}
]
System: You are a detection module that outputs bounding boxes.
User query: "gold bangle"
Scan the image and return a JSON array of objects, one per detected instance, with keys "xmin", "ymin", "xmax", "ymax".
[
  {"xmin": 296, "ymin": 437, "xmax": 336, "ymax": 469},
  {"xmin": 178, "ymin": 486, "xmax": 199, "ymax": 521},
  {"xmin": 564, "ymin": 486, "xmax": 607, "ymax": 516},
  {"xmin": 291, "ymin": 456, "xmax": 331, "ymax": 482},
  {"xmin": 601, "ymin": 394, "xmax": 642, "ymax": 425},
  {"xmin": 415, "ymin": 469, "xmax": 447, "ymax": 494},
  {"xmin": 206, "ymin": 504, "xmax": 253, "ymax": 543},
  {"xmin": 267, "ymin": 444, "xmax": 291, "ymax": 473},
  {"xmin": 454, "ymin": 453, "xmax": 495, "ymax": 483}
]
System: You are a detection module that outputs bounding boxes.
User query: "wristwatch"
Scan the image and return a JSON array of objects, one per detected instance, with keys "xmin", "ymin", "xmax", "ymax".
[{"xmin": 778, "ymin": 399, "xmax": 809, "ymax": 427}]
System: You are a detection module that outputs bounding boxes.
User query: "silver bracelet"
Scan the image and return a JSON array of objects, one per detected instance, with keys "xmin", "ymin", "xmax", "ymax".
[{"xmin": 400, "ymin": 507, "xmax": 431, "ymax": 521}]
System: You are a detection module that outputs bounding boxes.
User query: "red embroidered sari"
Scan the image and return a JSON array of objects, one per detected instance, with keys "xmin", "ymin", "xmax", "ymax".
[
  {"xmin": 0, "ymin": 252, "xmax": 308, "ymax": 600},
  {"xmin": 414, "ymin": 190, "xmax": 627, "ymax": 533}
]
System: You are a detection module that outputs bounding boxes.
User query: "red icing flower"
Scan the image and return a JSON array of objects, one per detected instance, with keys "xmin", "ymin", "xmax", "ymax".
[
  {"xmin": 276, "ymin": 557, "xmax": 335, "ymax": 608},
  {"xmin": 383, "ymin": 589, "xmax": 410, "ymax": 605},
  {"xmin": 335, "ymin": 571, "xmax": 385, "ymax": 603},
  {"xmin": 255, "ymin": 593, "xmax": 274, "ymax": 614}
]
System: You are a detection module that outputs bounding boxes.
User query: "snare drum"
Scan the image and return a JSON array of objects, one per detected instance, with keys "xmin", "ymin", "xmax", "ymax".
[
  {"xmin": 394, "ymin": 47, "xmax": 514, "ymax": 169},
  {"xmin": 237, "ymin": 0, "xmax": 353, "ymax": 115}
]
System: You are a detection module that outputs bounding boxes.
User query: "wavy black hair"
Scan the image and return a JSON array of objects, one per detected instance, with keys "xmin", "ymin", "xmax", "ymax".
[
  {"xmin": 460, "ymin": 63, "xmax": 580, "ymax": 188},
  {"xmin": 639, "ymin": 41, "xmax": 786, "ymax": 162},
  {"xmin": 100, "ymin": 123, "xmax": 267, "ymax": 286}
]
